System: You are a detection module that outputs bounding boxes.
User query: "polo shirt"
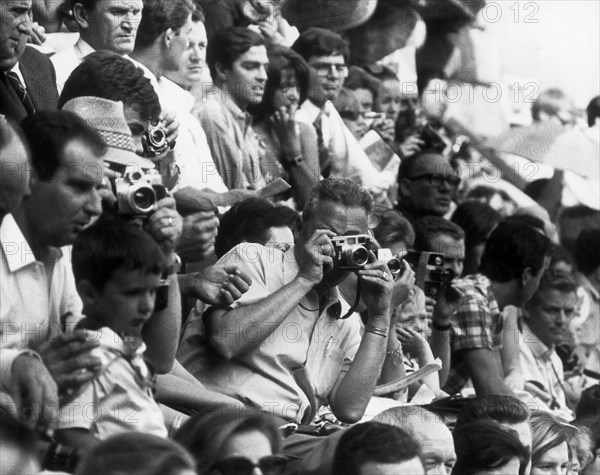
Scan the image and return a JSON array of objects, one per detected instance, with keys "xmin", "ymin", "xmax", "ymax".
[
  {"xmin": 195, "ymin": 243, "xmax": 362, "ymax": 423},
  {"xmin": 0, "ymin": 214, "xmax": 82, "ymax": 390}
]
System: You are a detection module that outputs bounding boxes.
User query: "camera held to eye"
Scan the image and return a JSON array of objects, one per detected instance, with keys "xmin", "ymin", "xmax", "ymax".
[
  {"xmin": 402, "ymin": 251, "xmax": 455, "ymax": 298},
  {"xmin": 141, "ymin": 121, "xmax": 169, "ymax": 158},
  {"xmin": 114, "ymin": 170, "xmax": 169, "ymax": 217},
  {"xmin": 331, "ymin": 235, "xmax": 400, "ymax": 275}
]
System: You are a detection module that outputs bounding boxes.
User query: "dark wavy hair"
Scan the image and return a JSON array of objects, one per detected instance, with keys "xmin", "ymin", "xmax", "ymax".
[
  {"xmin": 453, "ymin": 421, "xmax": 530, "ymax": 475},
  {"xmin": 253, "ymin": 44, "xmax": 311, "ymax": 120},
  {"xmin": 134, "ymin": 0, "xmax": 195, "ymax": 48},
  {"xmin": 480, "ymin": 219, "xmax": 551, "ymax": 283},
  {"xmin": 59, "ymin": 51, "xmax": 161, "ymax": 122}
]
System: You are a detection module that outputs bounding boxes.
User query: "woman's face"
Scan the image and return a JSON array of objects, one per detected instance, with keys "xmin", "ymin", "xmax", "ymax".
[
  {"xmin": 375, "ymin": 79, "xmax": 402, "ymax": 121},
  {"xmin": 218, "ymin": 429, "xmax": 273, "ymax": 474},
  {"xmin": 272, "ymin": 68, "xmax": 301, "ymax": 110},
  {"xmin": 532, "ymin": 442, "xmax": 570, "ymax": 475}
]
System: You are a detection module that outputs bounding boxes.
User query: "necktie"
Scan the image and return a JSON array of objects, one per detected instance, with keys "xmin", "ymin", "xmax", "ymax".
[
  {"xmin": 5, "ymin": 71, "xmax": 35, "ymax": 116},
  {"xmin": 313, "ymin": 112, "xmax": 332, "ymax": 178}
]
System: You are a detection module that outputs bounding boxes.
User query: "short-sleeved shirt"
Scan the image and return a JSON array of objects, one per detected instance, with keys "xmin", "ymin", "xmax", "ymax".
[
  {"xmin": 0, "ymin": 214, "xmax": 82, "ymax": 390},
  {"xmin": 443, "ymin": 274, "xmax": 503, "ymax": 395},
  {"xmin": 190, "ymin": 243, "xmax": 362, "ymax": 423},
  {"xmin": 57, "ymin": 327, "xmax": 167, "ymax": 439}
]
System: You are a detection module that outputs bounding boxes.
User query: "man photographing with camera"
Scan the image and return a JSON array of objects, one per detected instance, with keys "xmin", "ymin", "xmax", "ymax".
[{"xmin": 201, "ymin": 179, "xmax": 414, "ymax": 450}]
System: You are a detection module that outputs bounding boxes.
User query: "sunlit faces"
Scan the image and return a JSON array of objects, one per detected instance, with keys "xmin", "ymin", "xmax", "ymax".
[
  {"xmin": 307, "ymin": 54, "xmax": 348, "ymax": 105},
  {"xmin": 0, "ymin": 0, "xmax": 33, "ymax": 71},
  {"xmin": 428, "ymin": 233, "xmax": 465, "ymax": 278},
  {"xmin": 79, "ymin": 0, "xmax": 143, "ymax": 55},
  {"xmin": 531, "ymin": 441, "xmax": 569, "ymax": 475},
  {"xmin": 165, "ymin": 20, "xmax": 207, "ymax": 89},
  {"xmin": 401, "ymin": 154, "xmax": 458, "ymax": 217},
  {"xmin": 163, "ymin": 14, "xmax": 195, "ymax": 74},
  {"xmin": 300, "ymin": 200, "xmax": 369, "ymax": 288},
  {"xmin": 271, "ymin": 68, "xmax": 301, "ymax": 110},
  {"xmin": 84, "ymin": 268, "xmax": 161, "ymax": 339},
  {"xmin": 25, "ymin": 138, "xmax": 104, "ymax": 247},
  {"xmin": 353, "ymin": 88, "xmax": 375, "ymax": 112},
  {"xmin": 395, "ymin": 289, "xmax": 430, "ymax": 338},
  {"xmin": 375, "ymin": 79, "xmax": 402, "ymax": 121},
  {"xmin": 524, "ymin": 289, "xmax": 579, "ymax": 348},
  {"xmin": 218, "ymin": 45, "xmax": 269, "ymax": 109}
]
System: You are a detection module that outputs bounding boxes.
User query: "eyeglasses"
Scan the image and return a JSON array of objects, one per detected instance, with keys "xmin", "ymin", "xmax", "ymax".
[
  {"xmin": 339, "ymin": 110, "xmax": 365, "ymax": 121},
  {"xmin": 210, "ymin": 455, "xmax": 288, "ymax": 475},
  {"xmin": 407, "ymin": 173, "xmax": 461, "ymax": 188},
  {"xmin": 309, "ymin": 62, "xmax": 349, "ymax": 77}
]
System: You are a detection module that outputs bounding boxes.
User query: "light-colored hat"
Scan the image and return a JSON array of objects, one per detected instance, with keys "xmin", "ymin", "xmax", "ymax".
[{"xmin": 62, "ymin": 96, "xmax": 154, "ymax": 171}]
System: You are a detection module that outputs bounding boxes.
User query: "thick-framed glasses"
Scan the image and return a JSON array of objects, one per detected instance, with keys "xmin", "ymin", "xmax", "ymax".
[
  {"xmin": 210, "ymin": 455, "xmax": 288, "ymax": 475},
  {"xmin": 310, "ymin": 62, "xmax": 349, "ymax": 77},
  {"xmin": 407, "ymin": 173, "xmax": 461, "ymax": 189}
]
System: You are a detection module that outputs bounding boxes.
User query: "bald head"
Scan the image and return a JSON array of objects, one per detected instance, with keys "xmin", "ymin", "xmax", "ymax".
[{"xmin": 374, "ymin": 407, "xmax": 456, "ymax": 475}]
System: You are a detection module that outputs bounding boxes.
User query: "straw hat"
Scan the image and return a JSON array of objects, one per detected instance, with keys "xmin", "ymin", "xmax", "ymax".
[{"xmin": 62, "ymin": 96, "xmax": 154, "ymax": 171}]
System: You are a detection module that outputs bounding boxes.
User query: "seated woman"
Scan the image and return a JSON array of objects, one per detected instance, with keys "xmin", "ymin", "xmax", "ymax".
[
  {"xmin": 530, "ymin": 410, "xmax": 577, "ymax": 475},
  {"xmin": 452, "ymin": 420, "xmax": 529, "ymax": 475},
  {"xmin": 252, "ymin": 44, "xmax": 320, "ymax": 209},
  {"xmin": 174, "ymin": 412, "xmax": 286, "ymax": 475}
]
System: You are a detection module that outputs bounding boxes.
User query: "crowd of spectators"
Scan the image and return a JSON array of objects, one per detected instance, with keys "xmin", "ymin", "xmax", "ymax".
[{"xmin": 1, "ymin": 1, "xmax": 599, "ymax": 474}]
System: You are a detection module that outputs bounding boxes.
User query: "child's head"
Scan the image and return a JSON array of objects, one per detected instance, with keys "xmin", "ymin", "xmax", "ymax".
[
  {"xmin": 395, "ymin": 287, "xmax": 430, "ymax": 338},
  {"xmin": 72, "ymin": 218, "xmax": 165, "ymax": 337}
]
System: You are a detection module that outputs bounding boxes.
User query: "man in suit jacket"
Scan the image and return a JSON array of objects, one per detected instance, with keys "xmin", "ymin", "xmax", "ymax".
[{"xmin": 0, "ymin": 0, "xmax": 59, "ymax": 122}]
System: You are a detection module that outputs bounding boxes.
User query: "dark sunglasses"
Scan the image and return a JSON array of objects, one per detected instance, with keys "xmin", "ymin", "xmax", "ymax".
[
  {"xmin": 407, "ymin": 173, "xmax": 461, "ymax": 188},
  {"xmin": 210, "ymin": 455, "xmax": 288, "ymax": 475}
]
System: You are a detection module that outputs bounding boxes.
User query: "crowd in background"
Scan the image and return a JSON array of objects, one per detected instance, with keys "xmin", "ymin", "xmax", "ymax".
[{"xmin": 1, "ymin": 1, "xmax": 599, "ymax": 474}]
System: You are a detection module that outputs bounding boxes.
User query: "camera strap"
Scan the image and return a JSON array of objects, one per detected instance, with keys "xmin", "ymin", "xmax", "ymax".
[{"xmin": 339, "ymin": 279, "xmax": 362, "ymax": 320}]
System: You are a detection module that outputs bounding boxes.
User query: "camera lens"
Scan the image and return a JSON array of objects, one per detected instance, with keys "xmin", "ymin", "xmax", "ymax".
[
  {"xmin": 387, "ymin": 257, "xmax": 402, "ymax": 276},
  {"xmin": 149, "ymin": 128, "xmax": 166, "ymax": 147},
  {"xmin": 129, "ymin": 185, "xmax": 156, "ymax": 213},
  {"xmin": 345, "ymin": 245, "xmax": 369, "ymax": 267}
]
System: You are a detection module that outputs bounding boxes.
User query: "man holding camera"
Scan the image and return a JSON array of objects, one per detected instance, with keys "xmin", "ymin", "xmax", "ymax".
[{"xmin": 202, "ymin": 179, "xmax": 414, "ymax": 439}]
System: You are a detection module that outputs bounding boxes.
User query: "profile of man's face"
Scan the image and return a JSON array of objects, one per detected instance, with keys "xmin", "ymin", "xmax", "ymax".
[
  {"xmin": 80, "ymin": 0, "xmax": 143, "ymax": 55},
  {"xmin": 0, "ymin": 0, "xmax": 32, "ymax": 71},
  {"xmin": 27, "ymin": 138, "xmax": 105, "ymax": 247}
]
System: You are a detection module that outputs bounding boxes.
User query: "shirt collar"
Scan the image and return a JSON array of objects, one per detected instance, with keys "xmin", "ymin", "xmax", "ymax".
[
  {"xmin": 522, "ymin": 322, "xmax": 554, "ymax": 360},
  {"xmin": 8, "ymin": 62, "xmax": 25, "ymax": 85},
  {"xmin": 1, "ymin": 214, "xmax": 63, "ymax": 272},
  {"xmin": 74, "ymin": 37, "xmax": 96, "ymax": 61},
  {"xmin": 89, "ymin": 326, "xmax": 147, "ymax": 359},
  {"xmin": 158, "ymin": 76, "xmax": 195, "ymax": 114}
]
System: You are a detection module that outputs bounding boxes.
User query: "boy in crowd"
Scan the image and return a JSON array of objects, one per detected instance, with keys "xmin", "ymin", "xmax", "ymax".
[{"xmin": 55, "ymin": 218, "xmax": 169, "ymax": 450}]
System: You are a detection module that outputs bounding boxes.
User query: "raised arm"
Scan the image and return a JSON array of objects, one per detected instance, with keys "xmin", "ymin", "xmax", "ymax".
[{"xmin": 206, "ymin": 229, "xmax": 335, "ymax": 359}]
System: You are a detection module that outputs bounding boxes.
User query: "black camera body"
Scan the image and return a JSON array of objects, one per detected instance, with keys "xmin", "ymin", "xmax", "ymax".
[
  {"xmin": 403, "ymin": 251, "xmax": 454, "ymax": 298},
  {"xmin": 331, "ymin": 234, "xmax": 401, "ymax": 276},
  {"xmin": 141, "ymin": 122, "xmax": 169, "ymax": 158},
  {"xmin": 114, "ymin": 170, "xmax": 169, "ymax": 217}
]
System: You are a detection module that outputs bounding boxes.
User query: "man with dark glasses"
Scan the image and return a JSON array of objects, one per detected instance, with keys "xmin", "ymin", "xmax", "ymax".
[{"xmin": 396, "ymin": 151, "xmax": 461, "ymax": 225}]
